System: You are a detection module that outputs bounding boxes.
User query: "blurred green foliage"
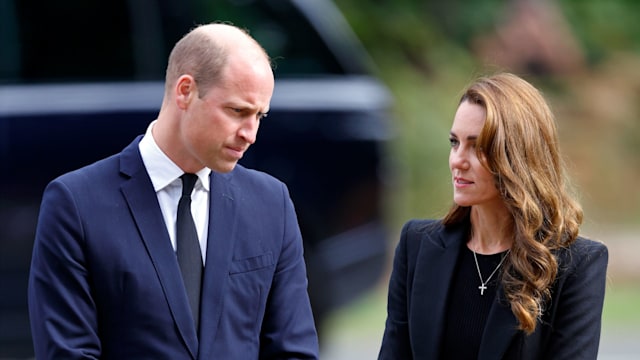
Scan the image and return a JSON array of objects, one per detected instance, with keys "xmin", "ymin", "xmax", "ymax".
[
  {"xmin": 335, "ymin": 0, "xmax": 640, "ymax": 232},
  {"xmin": 323, "ymin": 2, "xmax": 639, "ymax": 350},
  {"xmin": 561, "ymin": 0, "xmax": 640, "ymax": 60}
]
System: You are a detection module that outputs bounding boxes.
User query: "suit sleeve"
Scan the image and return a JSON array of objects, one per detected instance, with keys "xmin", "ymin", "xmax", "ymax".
[
  {"xmin": 544, "ymin": 240, "xmax": 609, "ymax": 360},
  {"xmin": 28, "ymin": 179, "xmax": 101, "ymax": 359},
  {"xmin": 378, "ymin": 220, "xmax": 415, "ymax": 360},
  {"xmin": 259, "ymin": 182, "xmax": 319, "ymax": 359}
]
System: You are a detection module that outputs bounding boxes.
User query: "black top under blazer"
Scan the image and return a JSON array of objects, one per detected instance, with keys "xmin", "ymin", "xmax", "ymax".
[{"xmin": 378, "ymin": 219, "xmax": 609, "ymax": 360}]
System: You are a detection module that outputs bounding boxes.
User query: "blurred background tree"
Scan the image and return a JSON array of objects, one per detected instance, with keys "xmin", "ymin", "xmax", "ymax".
[
  {"xmin": 321, "ymin": 1, "xmax": 640, "ymax": 357},
  {"xmin": 335, "ymin": 0, "xmax": 640, "ymax": 232}
]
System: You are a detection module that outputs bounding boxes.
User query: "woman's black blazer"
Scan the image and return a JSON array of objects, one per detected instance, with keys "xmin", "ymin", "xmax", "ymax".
[{"xmin": 379, "ymin": 219, "xmax": 608, "ymax": 360}]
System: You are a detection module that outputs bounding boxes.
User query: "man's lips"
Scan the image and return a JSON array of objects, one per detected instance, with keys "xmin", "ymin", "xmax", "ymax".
[{"xmin": 226, "ymin": 145, "xmax": 247, "ymax": 159}]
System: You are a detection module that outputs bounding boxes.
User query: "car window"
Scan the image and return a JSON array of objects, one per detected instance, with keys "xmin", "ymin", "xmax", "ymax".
[
  {"xmin": 200, "ymin": 0, "xmax": 348, "ymax": 76},
  {"xmin": 5, "ymin": 0, "xmax": 138, "ymax": 83},
  {"xmin": 0, "ymin": 0, "xmax": 354, "ymax": 84}
]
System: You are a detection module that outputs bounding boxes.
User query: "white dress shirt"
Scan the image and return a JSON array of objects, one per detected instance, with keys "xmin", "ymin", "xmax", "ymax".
[{"xmin": 138, "ymin": 121, "xmax": 211, "ymax": 263}]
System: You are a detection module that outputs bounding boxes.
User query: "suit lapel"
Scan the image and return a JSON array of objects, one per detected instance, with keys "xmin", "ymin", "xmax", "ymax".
[
  {"xmin": 199, "ymin": 171, "xmax": 238, "ymax": 358},
  {"xmin": 408, "ymin": 220, "xmax": 520, "ymax": 360},
  {"xmin": 410, "ymin": 223, "xmax": 466, "ymax": 358},
  {"xmin": 119, "ymin": 139, "xmax": 199, "ymax": 359},
  {"xmin": 478, "ymin": 285, "xmax": 519, "ymax": 360}
]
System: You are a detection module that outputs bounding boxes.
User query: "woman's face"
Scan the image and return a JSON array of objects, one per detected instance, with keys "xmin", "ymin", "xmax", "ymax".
[{"xmin": 449, "ymin": 100, "xmax": 502, "ymax": 209}]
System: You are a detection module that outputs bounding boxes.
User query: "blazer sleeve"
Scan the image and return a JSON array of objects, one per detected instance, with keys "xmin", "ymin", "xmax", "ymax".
[
  {"xmin": 258, "ymin": 182, "xmax": 319, "ymax": 359},
  {"xmin": 28, "ymin": 179, "xmax": 101, "ymax": 359},
  {"xmin": 543, "ymin": 238, "xmax": 609, "ymax": 359},
  {"xmin": 378, "ymin": 220, "xmax": 417, "ymax": 360}
]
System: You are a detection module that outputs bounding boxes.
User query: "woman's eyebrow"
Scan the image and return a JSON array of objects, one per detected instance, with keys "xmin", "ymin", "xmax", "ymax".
[{"xmin": 449, "ymin": 131, "xmax": 478, "ymax": 140}]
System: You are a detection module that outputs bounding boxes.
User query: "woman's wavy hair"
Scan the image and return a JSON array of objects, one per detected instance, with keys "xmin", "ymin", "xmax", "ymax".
[{"xmin": 442, "ymin": 73, "xmax": 583, "ymax": 334}]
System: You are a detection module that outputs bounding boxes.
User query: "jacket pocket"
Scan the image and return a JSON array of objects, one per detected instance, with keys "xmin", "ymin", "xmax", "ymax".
[{"xmin": 229, "ymin": 252, "xmax": 274, "ymax": 274}]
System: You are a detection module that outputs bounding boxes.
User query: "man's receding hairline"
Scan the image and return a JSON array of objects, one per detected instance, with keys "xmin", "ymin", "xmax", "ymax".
[
  {"xmin": 192, "ymin": 23, "xmax": 269, "ymax": 62},
  {"xmin": 163, "ymin": 22, "xmax": 271, "ymax": 97},
  {"xmin": 193, "ymin": 24, "xmax": 252, "ymax": 47}
]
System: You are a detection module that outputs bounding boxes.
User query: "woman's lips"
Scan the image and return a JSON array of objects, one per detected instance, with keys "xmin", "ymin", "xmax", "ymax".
[{"xmin": 454, "ymin": 177, "xmax": 474, "ymax": 187}]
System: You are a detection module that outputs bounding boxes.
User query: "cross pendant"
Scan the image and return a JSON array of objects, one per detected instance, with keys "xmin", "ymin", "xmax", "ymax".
[{"xmin": 479, "ymin": 283, "xmax": 487, "ymax": 295}]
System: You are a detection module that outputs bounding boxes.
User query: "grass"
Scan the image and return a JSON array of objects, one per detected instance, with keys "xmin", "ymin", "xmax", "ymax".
[{"xmin": 602, "ymin": 281, "xmax": 640, "ymax": 327}]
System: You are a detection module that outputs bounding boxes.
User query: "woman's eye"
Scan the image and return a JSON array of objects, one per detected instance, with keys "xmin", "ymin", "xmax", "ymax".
[{"xmin": 449, "ymin": 138, "xmax": 459, "ymax": 147}]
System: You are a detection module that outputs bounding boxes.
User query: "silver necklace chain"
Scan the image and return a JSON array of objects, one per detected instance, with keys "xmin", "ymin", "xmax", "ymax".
[{"xmin": 472, "ymin": 249, "xmax": 510, "ymax": 295}]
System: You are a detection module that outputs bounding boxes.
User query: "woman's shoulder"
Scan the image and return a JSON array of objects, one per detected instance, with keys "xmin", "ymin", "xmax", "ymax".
[
  {"xmin": 401, "ymin": 218, "xmax": 443, "ymax": 234},
  {"xmin": 563, "ymin": 236, "xmax": 608, "ymax": 257},
  {"xmin": 556, "ymin": 236, "xmax": 609, "ymax": 273},
  {"xmin": 399, "ymin": 218, "xmax": 469, "ymax": 250}
]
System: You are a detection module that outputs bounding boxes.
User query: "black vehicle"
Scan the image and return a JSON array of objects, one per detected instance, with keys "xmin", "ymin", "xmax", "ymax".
[{"xmin": 0, "ymin": 0, "xmax": 393, "ymax": 356}]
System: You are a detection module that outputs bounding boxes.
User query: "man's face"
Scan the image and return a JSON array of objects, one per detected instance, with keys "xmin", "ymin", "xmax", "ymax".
[{"xmin": 180, "ymin": 56, "xmax": 274, "ymax": 173}]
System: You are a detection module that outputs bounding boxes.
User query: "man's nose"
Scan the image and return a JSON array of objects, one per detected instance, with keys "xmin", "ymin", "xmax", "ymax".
[{"xmin": 238, "ymin": 117, "xmax": 259, "ymax": 144}]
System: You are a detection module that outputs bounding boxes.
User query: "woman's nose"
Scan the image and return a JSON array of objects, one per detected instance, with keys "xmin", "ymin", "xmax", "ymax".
[{"xmin": 450, "ymin": 148, "xmax": 470, "ymax": 170}]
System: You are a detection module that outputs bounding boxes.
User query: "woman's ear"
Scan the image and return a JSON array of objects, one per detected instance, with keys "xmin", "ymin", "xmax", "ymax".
[{"xmin": 175, "ymin": 75, "xmax": 197, "ymax": 109}]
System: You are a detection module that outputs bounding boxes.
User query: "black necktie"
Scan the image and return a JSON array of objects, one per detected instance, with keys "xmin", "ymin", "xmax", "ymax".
[{"xmin": 176, "ymin": 173, "xmax": 203, "ymax": 332}]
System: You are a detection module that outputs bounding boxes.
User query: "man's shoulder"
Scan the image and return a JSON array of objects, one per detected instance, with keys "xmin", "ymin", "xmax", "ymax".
[
  {"xmin": 50, "ymin": 137, "xmax": 141, "ymax": 187},
  {"xmin": 54, "ymin": 153, "xmax": 118, "ymax": 182},
  {"xmin": 227, "ymin": 164, "xmax": 286, "ymax": 190}
]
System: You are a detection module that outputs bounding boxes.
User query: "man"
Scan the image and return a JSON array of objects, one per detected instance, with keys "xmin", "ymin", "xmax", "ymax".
[{"xmin": 28, "ymin": 23, "xmax": 319, "ymax": 359}]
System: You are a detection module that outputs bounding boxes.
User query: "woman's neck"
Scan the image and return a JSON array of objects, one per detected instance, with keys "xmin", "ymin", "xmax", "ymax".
[{"xmin": 468, "ymin": 204, "xmax": 513, "ymax": 254}]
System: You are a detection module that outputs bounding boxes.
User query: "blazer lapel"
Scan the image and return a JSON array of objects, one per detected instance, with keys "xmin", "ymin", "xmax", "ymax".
[
  {"xmin": 478, "ymin": 285, "xmax": 519, "ymax": 360},
  {"xmin": 408, "ymin": 219, "xmax": 520, "ymax": 360},
  {"xmin": 119, "ymin": 138, "xmax": 199, "ymax": 359},
  {"xmin": 198, "ymin": 171, "xmax": 238, "ymax": 358},
  {"xmin": 410, "ymin": 223, "xmax": 467, "ymax": 359}
]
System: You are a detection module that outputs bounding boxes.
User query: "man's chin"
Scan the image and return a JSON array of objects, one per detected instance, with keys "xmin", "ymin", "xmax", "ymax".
[{"xmin": 211, "ymin": 161, "xmax": 238, "ymax": 173}]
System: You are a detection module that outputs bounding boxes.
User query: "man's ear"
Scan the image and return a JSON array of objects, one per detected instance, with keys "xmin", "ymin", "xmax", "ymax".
[{"xmin": 175, "ymin": 75, "xmax": 197, "ymax": 109}]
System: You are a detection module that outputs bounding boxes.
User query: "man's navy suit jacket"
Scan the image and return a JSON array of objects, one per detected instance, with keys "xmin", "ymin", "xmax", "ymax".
[
  {"xmin": 378, "ymin": 219, "xmax": 608, "ymax": 360},
  {"xmin": 28, "ymin": 136, "xmax": 319, "ymax": 359}
]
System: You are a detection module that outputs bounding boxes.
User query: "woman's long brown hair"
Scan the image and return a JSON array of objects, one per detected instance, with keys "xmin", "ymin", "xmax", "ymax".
[{"xmin": 443, "ymin": 73, "xmax": 583, "ymax": 334}]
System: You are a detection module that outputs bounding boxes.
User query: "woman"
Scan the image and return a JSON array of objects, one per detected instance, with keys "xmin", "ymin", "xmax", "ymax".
[{"xmin": 378, "ymin": 73, "xmax": 608, "ymax": 359}]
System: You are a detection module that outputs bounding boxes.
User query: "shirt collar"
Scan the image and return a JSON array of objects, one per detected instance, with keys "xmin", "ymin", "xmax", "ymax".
[{"xmin": 139, "ymin": 120, "xmax": 211, "ymax": 192}]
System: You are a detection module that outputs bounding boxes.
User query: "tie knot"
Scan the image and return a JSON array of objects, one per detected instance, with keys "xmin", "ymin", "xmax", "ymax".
[{"xmin": 180, "ymin": 173, "xmax": 198, "ymax": 197}]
